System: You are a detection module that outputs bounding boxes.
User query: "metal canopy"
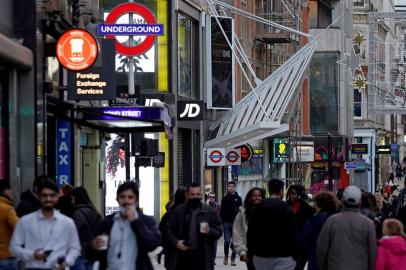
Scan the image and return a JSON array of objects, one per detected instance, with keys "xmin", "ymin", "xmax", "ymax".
[{"xmin": 205, "ymin": 39, "xmax": 317, "ymax": 148}]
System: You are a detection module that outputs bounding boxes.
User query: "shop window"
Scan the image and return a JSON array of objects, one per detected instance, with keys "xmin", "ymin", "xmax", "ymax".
[
  {"xmin": 354, "ymin": 89, "xmax": 363, "ymax": 118},
  {"xmin": 309, "ymin": 0, "xmax": 333, "ymax": 28},
  {"xmin": 178, "ymin": 14, "xmax": 199, "ymax": 99},
  {"xmin": 310, "ymin": 52, "xmax": 339, "ymax": 134}
]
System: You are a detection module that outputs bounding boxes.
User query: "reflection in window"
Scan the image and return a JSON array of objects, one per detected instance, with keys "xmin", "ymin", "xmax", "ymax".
[
  {"xmin": 178, "ymin": 14, "xmax": 193, "ymax": 98},
  {"xmin": 354, "ymin": 89, "xmax": 362, "ymax": 118},
  {"xmin": 310, "ymin": 52, "xmax": 339, "ymax": 134},
  {"xmin": 353, "ymin": 0, "xmax": 364, "ymax": 7},
  {"xmin": 309, "ymin": 0, "xmax": 332, "ymax": 28}
]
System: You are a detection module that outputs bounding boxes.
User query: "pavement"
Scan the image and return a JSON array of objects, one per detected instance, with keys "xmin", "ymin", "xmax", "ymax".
[{"xmin": 150, "ymin": 237, "xmax": 246, "ymax": 270}]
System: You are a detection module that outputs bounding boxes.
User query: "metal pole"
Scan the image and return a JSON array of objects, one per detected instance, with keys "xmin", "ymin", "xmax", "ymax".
[
  {"xmin": 328, "ymin": 134, "xmax": 333, "ymax": 191},
  {"xmin": 128, "ymin": 0, "xmax": 135, "ymax": 95}
]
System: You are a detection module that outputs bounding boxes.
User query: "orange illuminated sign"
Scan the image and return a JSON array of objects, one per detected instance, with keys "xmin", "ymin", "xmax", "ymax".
[{"xmin": 56, "ymin": 29, "xmax": 98, "ymax": 72}]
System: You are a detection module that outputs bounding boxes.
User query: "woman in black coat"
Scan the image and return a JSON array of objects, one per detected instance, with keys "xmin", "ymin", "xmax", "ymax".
[{"xmin": 70, "ymin": 187, "xmax": 103, "ymax": 270}]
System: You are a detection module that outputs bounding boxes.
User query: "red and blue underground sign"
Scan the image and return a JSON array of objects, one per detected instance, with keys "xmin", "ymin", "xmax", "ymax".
[{"xmin": 97, "ymin": 3, "xmax": 164, "ymax": 56}]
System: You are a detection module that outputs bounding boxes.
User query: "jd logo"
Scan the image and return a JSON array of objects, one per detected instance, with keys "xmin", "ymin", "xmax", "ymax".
[{"xmin": 177, "ymin": 101, "xmax": 203, "ymax": 121}]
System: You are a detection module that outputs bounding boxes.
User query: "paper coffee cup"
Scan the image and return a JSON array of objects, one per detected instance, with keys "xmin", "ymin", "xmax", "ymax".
[
  {"xmin": 99, "ymin": 235, "xmax": 108, "ymax": 250},
  {"xmin": 200, "ymin": 222, "xmax": 209, "ymax": 233}
]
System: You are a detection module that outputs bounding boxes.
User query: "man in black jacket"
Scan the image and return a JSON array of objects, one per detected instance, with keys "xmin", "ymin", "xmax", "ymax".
[
  {"xmin": 247, "ymin": 179, "xmax": 297, "ymax": 270},
  {"xmin": 16, "ymin": 176, "xmax": 45, "ymax": 217},
  {"xmin": 166, "ymin": 183, "xmax": 222, "ymax": 270},
  {"xmin": 220, "ymin": 181, "xmax": 242, "ymax": 266},
  {"xmin": 90, "ymin": 182, "xmax": 161, "ymax": 270}
]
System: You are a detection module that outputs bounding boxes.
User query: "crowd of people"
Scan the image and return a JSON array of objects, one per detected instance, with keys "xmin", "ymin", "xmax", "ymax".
[{"xmin": 2, "ymin": 175, "xmax": 406, "ymax": 270}]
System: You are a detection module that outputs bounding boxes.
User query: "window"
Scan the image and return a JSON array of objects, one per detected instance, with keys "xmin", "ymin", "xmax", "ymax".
[
  {"xmin": 309, "ymin": 0, "xmax": 333, "ymax": 28},
  {"xmin": 177, "ymin": 14, "xmax": 198, "ymax": 98},
  {"xmin": 353, "ymin": 0, "xmax": 364, "ymax": 7},
  {"xmin": 310, "ymin": 52, "xmax": 339, "ymax": 134},
  {"xmin": 241, "ymin": 0, "xmax": 248, "ymax": 40},
  {"xmin": 354, "ymin": 89, "xmax": 363, "ymax": 118}
]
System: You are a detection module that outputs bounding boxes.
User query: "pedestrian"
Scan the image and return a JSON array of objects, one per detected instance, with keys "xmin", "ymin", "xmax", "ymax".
[
  {"xmin": 10, "ymin": 176, "xmax": 81, "ymax": 269},
  {"xmin": 396, "ymin": 163, "xmax": 403, "ymax": 182},
  {"xmin": 15, "ymin": 175, "xmax": 47, "ymax": 217},
  {"xmin": 158, "ymin": 187, "xmax": 187, "ymax": 268},
  {"xmin": 56, "ymin": 184, "xmax": 74, "ymax": 217},
  {"xmin": 316, "ymin": 185, "xmax": 377, "ymax": 270},
  {"xmin": 206, "ymin": 191, "xmax": 220, "ymax": 266},
  {"xmin": 286, "ymin": 184, "xmax": 314, "ymax": 270},
  {"xmin": 166, "ymin": 182, "xmax": 222, "ymax": 270},
  {"xmin": 247, "ymin": 179, "xmax": 297, "ymax": 270},
  {"xmin": 70, "ymin": 187, "xmax": 103, "ymax": 270},
  {"xmin": 302, "ymin": 192, "xmax": 338, "ymax": 270},
  {"xmin": 233, "ymin": 187, "xmax": 265, "ymax": 270},
  {"xmin": 0, "ymin": 180, "xmax": 19, "ymax": 270},
  {"xmin": 89, "ymin": 181, "xmax": 160, "ymax": 270},
  {"xmin": 361, "ymin": 192, "xmax": 383, "ymax": 239},
  {"xmin": 220, "ymin": 181, "xmax": 242, "ymax": 266},
  {"xmin": 375, "ymin": 218, "xmax": 406, "ymax": 270}
]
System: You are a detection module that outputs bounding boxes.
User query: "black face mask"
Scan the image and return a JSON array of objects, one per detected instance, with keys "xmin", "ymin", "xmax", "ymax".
[{"xmin": 187, "ymin": 198, "xmax": 201, "ymax": 208}]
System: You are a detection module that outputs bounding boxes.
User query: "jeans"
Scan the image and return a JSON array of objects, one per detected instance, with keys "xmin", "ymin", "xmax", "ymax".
[
  {"xmin": 253, "ymin": 256, "xmax": 296, "ymax": 270},
  {"xmin": 212, "ymin": 240, "xmax": 218, "ymax": 264},
  {"xmin": 0, "ymin": 258, "xmax": 17, "ymax": 270},
  {"xmin": 71, "ymin": 256, "xmax": 94, "ymax": 270},
  {"xmin": 223, "ymin": 222, "xmax": 236, "ymax": 260}
]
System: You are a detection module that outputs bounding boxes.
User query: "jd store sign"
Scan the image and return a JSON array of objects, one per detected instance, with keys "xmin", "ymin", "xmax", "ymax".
[{"xmin": 177, "ymin": 101, "xmax": 204, "ymax": 121}]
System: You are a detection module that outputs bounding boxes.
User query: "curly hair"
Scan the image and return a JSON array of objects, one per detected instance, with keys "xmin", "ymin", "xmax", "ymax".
[
  {"xmin": 314, "ymin": 191, "xmax": 338, "ymax": 215},
  {"xmin": 105, "ymin": 136, "xmax": 125, "ymax": 177}
]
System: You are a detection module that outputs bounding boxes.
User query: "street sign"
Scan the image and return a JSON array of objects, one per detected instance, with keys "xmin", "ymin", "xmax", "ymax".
[
  {"xmin": 56, "ymin": 29, "xmax": 98, "ymax": 71},
  {"xmin": 207, "ymin": 148, "xmax": 226, "ymax": 166},
  {"xmin": 226, "ymin": 148, "xmax": 241, "ymax": 166},
  {"xmin": 352, "ymin": 144, "xmax": 368, "ymax": 154},
  {"xmin": 344, "ymin": 162, "xmax": 357, "ymax": 170},
  {"xmin": 99, "ymin": 3, "xmax": 164, "ymax": 56}
]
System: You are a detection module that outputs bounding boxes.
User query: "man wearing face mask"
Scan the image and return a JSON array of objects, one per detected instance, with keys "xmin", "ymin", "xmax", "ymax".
[
  {"xmin": 89, "ymin": 181, "xmax": 161, "ymax": 270},
  {"xmin": 166, "ymin": 183, "xmax": 222, "ymax": 270}
]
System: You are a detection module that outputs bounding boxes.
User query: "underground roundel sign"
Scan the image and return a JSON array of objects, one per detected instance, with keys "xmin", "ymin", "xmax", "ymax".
[
  {"xmin": 226, "ymin": 148, "xmax": 241, "ymax": 166},
  {"xmin": 98, "ymin": 3, "xmax": 164, "ymax": 56},
  {"xmin": 56, "ymin": 29, "xmax": 98, "ymax": 72},
  {"xmin": 207, "ymin": 148, "xmax": 226, "ymax": 166}
]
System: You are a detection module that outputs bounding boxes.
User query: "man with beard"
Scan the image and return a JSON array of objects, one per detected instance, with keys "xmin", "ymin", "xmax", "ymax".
[
  {"xmin": 89, "ymin": 181, "xmax": 161, "ymax": 270},
  {"xmin": 10, "ymin": 177, "xmax": 81, "ymax": 269},
  {"xmin": 167, "ymin": 183, "xmax": 222, "ymax": 270}
]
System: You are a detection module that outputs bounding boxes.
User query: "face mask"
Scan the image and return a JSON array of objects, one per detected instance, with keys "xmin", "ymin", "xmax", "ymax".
[{"xmin": 187, "ymin": 198, "xmax": 201, "ymax": 208}]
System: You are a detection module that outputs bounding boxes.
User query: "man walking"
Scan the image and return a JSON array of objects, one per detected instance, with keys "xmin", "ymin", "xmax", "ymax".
[
  {"xmin": 10, "ymin": 177, "xmax": 81, "ymax": 269},
  {"xmin": 167, "ymin": 182, "xmax": 222, "ymax": 270},
  {"xmin": 90, "ymin": 181, "xmax": 161, "ymax": 270},
  {"xmin": 317, "ymin": 185, "xmax": 377, "ymax": 270},
  {"xmin": 247, "ymin": 179, "xmax": 297, "ymax": 270},
  {"xmin": 220, "ymin": 181, "xmax": 242, "ymax": 266},
  {"xmin": 0, "ymin": 180, "xmax": 18, "ymax": 270}
]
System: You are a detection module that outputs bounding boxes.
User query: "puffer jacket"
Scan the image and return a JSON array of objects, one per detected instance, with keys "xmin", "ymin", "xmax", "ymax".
[
  {"xmin": 376, "ymin": 236, "xmax": 406, "ymax": 270},
  {"xmin": 0, "ymin": 196, "xmax": 18, "ymax": 259},
  {"xmin": 232, "ymin": 208, "xmax": 248, "ymax": 256}
]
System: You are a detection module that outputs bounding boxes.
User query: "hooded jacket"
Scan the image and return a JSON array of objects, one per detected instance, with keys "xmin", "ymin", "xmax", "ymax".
[
  {"xmin": 0, "ymin": 196, "xmax": 18, "ymax": 259},
  {"xmin": 376, "ymin": 236, "xmax": 406, "ymax": 270},
  {"xmin": 16, "ymin": 189, "xmax": 40, "ymax": 218}
]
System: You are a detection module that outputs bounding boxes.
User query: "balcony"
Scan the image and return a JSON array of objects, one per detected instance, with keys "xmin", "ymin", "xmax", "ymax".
[{"xmin": 256, "ymin": 12, "xmax": 299, "ymax": 44}]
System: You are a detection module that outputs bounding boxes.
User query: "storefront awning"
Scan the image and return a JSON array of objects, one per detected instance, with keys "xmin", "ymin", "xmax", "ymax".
[{"xmin": 205, "ymin": 39, "xmax": 317, "ymax": 148}]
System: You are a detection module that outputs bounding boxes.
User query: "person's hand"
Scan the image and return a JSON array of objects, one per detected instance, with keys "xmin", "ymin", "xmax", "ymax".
[
  {"xmin": 176, "ymin": 240, "xmax": 189, "ymax": 251},
  {"xmin": 92, "ymin": 235, "xmax": 107, "ymax": 250},
  {"xmin": 56, "ymin": 262, "xmax": 66, "ymax": 270},
  {"xmin": 33, "ymin": 249, "xmax": 47, "ymax": 261},
  {"xmin": 240, "ymin": 255, "xmax": 248, "ymax": 261},
  {"xmin": 126, "ymin": 206, "xmax": 138, "ymax": 221}
]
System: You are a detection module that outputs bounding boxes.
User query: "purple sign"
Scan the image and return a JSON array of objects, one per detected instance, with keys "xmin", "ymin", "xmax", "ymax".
[{"xmin": 83, "ymin": 107, "xmax": 162, "ymax": 121}]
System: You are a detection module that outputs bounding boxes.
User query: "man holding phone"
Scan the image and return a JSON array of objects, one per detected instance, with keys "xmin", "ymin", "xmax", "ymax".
[
  {"xmin": 10, "ymin": 176, "xmax": 81, "ymax": 270},
  {"xmin": 89, "ymin": 181, "xmax": 161, "ymax": 270},
  {"xmin": 166, "ymin": 183, "xmax": 222, "ymax": 270}
]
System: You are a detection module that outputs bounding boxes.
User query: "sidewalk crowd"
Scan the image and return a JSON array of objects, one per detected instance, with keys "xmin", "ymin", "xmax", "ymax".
[{"xmin": 1, "ymin": 174, "xmax": 406, "ymax": 270}]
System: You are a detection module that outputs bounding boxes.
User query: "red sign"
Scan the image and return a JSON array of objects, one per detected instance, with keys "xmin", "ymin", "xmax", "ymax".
[
  {"xmin": 238, "ymin": 144, "xmax": 253, "ymax": 162},
  {"xmin": 105, "ymin": 3, "xmax": 159, "ymax": 56},
  {"xmin": 226, "ymin": 150, "xmax": 239, "ymax": 163},
  {"xmin": 56, "ymin": 29, "xmax": 98, "ymax": 71},
  {"xmin": 209, "ymin": 150, "xmax": 224, "ymax": 163}
]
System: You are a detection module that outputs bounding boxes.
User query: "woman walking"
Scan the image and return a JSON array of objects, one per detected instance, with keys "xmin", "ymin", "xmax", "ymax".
[
  {"xmin": 70, "ymin": 187, "xmax": 103, "ymax": 270},
  {"xmin": 233, "ymin": 188, "xmax": 265, "ymax": 270},
  {"xmin": 376, "ymin": 219, "xmax": 406, "ymax": 270}
]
